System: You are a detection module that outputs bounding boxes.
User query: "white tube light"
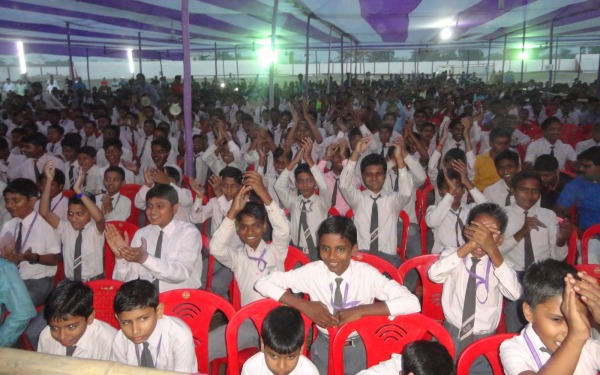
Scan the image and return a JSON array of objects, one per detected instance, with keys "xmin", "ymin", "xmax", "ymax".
[
  {"xmin": 16, "ymin": 41, "xmax": 26, "ymax": 74},
  {"xmin": 127, "ymin": 49, "xmax": 134, "ymax": 74}
]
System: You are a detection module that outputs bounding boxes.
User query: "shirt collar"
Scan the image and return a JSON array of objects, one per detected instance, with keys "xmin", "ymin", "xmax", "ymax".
[
  {"xmin": 326, "ymin": 259, "xmax": 354, "ymax": 281},
  {"xmin": 523, "ymin": 323, "xmax": 553, "ymax": 361},
  {"xmin": 155, "ymin": 218, "xmax": 177, "ymax": 237},
  {"xmin": 20, "ymin": 210, "xmax": 37, "ymax": 225},
  {"xmin": 512, "ymin": 203, "xmax": 538, "ymax": 215},
  {"xmin": 244, "ymin": 240, "xmax": 267, "ymax": 256}
]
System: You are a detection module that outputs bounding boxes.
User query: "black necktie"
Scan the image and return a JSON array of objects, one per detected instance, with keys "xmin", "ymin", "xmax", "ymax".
[
  {"xmin": 73, "ymin": 230, "xmax": 83, "ymax": 281},
  {"xmin": 15, "ymin": 222, "xmax": 22, "ymax": 253},
  {"xmin": 140, "ymin": 137, "xmax": 148, "ymax": 158},
  {"xmin": 549, "ymin": 145, "xmax": 555, "ymax": 157},
  {"xmin": 263, "ymin": 154, "xmax": 269, "ymax": 175},
  {"xmin": 451, "ymin": 207, "xmax": 465, "ymax": 247},
  {"xmin": 333, "ymin": 277, "xmax": 343, "ymax": 314},
  {"xmin": 33, "ymin": 160, "xmax": 41, "ymax": 180},
  {"xmin": 459, "ymin": 257, "xmax": 480, "ymax": 350},
  {"xmin": 69, "ymin": 165, "xmax": 75, "ymax": 188},
  {"xmin": 152, "ymin": 231, "xmax": 163, "ymax": 290},
  {"xmin": 193, "ymin": 155, "xmax": 199, "ymax": 179},
  {"xmin": 331, "ymin": 178, "xmax": 339, "ymax": 206},
  {"xmin": 505, "ymin": 189, "xmax": 512, "ymax": 206},
  {"xmin": 455, "ymin": 142, "xmax": 461, "ymax": 149},
  {"xmin": 393, "ymin": 172, "xmax": 399, "ymax": 192},
  {"xmin": 524, "ymin": 211, "xmax": 534, "ymax": 270},
  {"xmin": 66, "ymin": 345, "xmax": 77, "ymax": 357},
  {"xmin": 369, "ymin": 196, "xmax": 379, "ymax": 252},
  {"xmin": 49, "ymin": 144, "xmax": 55, "ymax": 153},
  {"xmin": 298, "ymin": 200, "xmax": 317, "ymax": 261},
  {"xmin": 140, "ymin": 342, "xmax": 154, "ymax": 368},
  {"xmin": 380, "ymin": 145, "xmax": 385, "ymax": 157}
]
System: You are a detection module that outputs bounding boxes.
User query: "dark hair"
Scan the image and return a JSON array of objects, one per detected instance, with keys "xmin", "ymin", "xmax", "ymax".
[
  {"xmin": 578, "ymin": 146, "xmax": 600, "ymax": 165},
  {"xmin": 78, "ymin": 146, "xmax": 97, "ymax": 158},
  {"xmin": 0, "ymin": 137, "xmax": 8, "ymax": 150},
  {"xmin": 541, "ymin": 116, "xmax": 560, "ymax": 131},
  {"xmin": 465, "ymin": 202, "xmax": 508, "ymax": 234},
  {"xmin": 21, "ymin": 132, "xmax": 47, "ymax": 148},
  {"xmin": 533, "ymin": 154, "xmax": 559, "ymax": 172},
  {"xmin": 4, "ymin": 178, "xmax": 38, "ymax": 198},
  {"xmin": 317, "ymin": 216, "xmax": 357, "ymax": 246},
  {"xmin": 273, "ymin": 147, "xmax": 291, "ymax": 163},
  {"xmin": 61, "ymin": 133, "xmax": 82, "ymax": 150},
  {"xmin": 104, "ymin": 165, "xmax": 126, "ymax": 181},
  {"xmin": 401, "ymin": 341, "xmax": 455, "ymax": 375},
  {"xmin": 360, "ymin": 153, "xmax": 387, "ymax": 174},
  {"xmin": 68, "ymin": 191, "xmax": 95, "ymax": 206},
  {"xmin": 443, "ymin": 148, "xmax": 467, "ymax": 164},
  {"xmin": 235, "ymin": 201, "xmax": 267, "ymax": 223},
  {"xmin": 219, "ymin": 166, "xmax": 243, "ymax": 185},
  {"xmin": 294, "ymin": 163, "xmax": 313, "ymax": 179},
  {"xmin": 114, "ymin": 279, "xmax": 159, "ymax": 314},
  {"xmin": 38, "ymin": 168, "xmax": 65, "ymax": 186},
  {"xmin": 43, "ymin": 280, "xmax": 94, "ymax": 323},
  {"xmin": 262, "ymin": 306, "xmax": 304, "ymax": 355},
  {"xmin": 510, "ymin": 170, "xmax": 542, "ymax": 190},
  {"xmin": 146, "ymin": 183, "xmax": 178, "ymax": 205},
  {"xmin": 494, "ymin": 150, "xmax": 520, "ymax": 168},
  {"xmin": 436, "ymin": 168, "xmax": 461, "ymax": 190},
  {"xmin": 103, "ymin": 137, "xmax": 123, "ymax": 151},
  {"xmin": 151, "ymin": 137, "xmax": 171, "ymax": 152},
  {"xmin": 523, "ymin": 259, "xmax": 579, "ymax": 309},
  {"xmin": 47, "ymin": 125, "xmax": 65, "ymax": 135},
  {"xmin": 489, "ymin": 127, "xmax": 512, "ymax": 142},
  {"xmin": 163, "ymin": 166, "xmax": 181, "ymax": 184}
]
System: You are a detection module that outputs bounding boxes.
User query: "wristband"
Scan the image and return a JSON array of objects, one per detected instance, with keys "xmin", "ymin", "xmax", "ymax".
[{"xmin": 75, "ymin": 191, "xmax": 87, "ymax": 199}]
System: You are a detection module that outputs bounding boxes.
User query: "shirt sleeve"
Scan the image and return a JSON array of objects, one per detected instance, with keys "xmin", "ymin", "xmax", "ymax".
[
  {"xmin": 0, "ymin": 261, "xmax": 36, "ymax": 347},
  {"xmin": 274, "ymin": 169, "xmax": 295, "ymax": 209},
  {"xmin": 311, "ymin": 165, "xmax": 332, "ymax": 211},
  {"xmin": 339, "ymin": 160, "xmax": 361, "ymax": 209},
  {"xmin": 493, "ymin": 261, "xmax": 523, "ymax": 301},
  {"xmin": 208, "ymin": 216, "xmax": 238, "ymax": 269},
  {"xmin": 425, "ymin": 194, "xmax": 453, "ymax": 228},
  {"xmin": 499, "ymin": 338, "xmax": 535, "ymax": 375},
  {"xmin": 427, "ymin": 248, "xmax": 460, "ymax": 283},
  {"xmin": 266, "ymin": 201, "xmax": 291, "ymax": 253},
  {"xmin": 134, "ymin": 185, "xmax": 150, "ymax": 209},
  {"xmin": 171, "ymin": 183, "xmax": 192, "ymax": 207},
  {"xmin": 189, "ymin": 196, "xmax": 212, "ymax": 224}
]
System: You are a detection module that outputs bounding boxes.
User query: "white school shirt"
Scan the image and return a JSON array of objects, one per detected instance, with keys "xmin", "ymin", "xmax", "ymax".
[
  {"xmin": 356, "ymin": 353, "xmax": 403, "ymax": 375},
  {"xmin": 189, "ymin": 195, "xmax": 231, "ymax": 237},
  {"xmin": 190, "ymin": 151, "xmax": 210, "ymax": 185},
  {"xmin": 95, "ymin": 147, "xmax": 134, "ymax": 168},
  {"xmin": 425, "ymin": 190, "xmax": 487, "ymax": 254},
  {"xmin": 442, "ymin": 138, "xmax": 466, "ymax": 159},
  {"xmin": 202, "ymin": 140, "xmax": 244, "ymax": 174},
  {"xmin": 576, "ymin": 138, "xmax": 600, "ymax": 154},
  {"xmin": 46, "ymin": 142, "xmax": 63, "ymax": 158},
  {"xmin": 16, "ymin": 154, "xmax": 65, "ymax": 182},
  {"xmin": 110, "ymin": 315, "xmax": 197, "ymax": 373},
  {"xmin": 136, "ymin": 135, "xmax": 154, "ymax": 169},
  {"xmin": 383, "ymin": 155, "xmax": 427, "ymax": 224},
  {"xmin": 428, "ymin": 249, "xmax": 522, "ymax": 334},
  {"xmin": 134, "ymin": 183, "xmax": 193, "ymax": 223},
  {"xmin": 112, "ymin": 218, "xmax": 202, "ymax": 291},
  {"xmin": 95, "ymin": 193, "xmax": 131, "ymax": 222},
  {"xmin": 0, "ymin": 211, "xmax": 61, "ymax": 280},
  {"xmin": 1, "ymin": 153, "xmax": 26, "ymax": 181},
  {"xmin": 56, "ymin": 220, "xmax": 104, "ymax": 280},
  {"xmin": 241, "ymin": 352, "xmax": 319, "ymax": 375},
  {"xmin": 483, "ymin": 178, "xmax": 514, "ymax": 207},
  {"xmin": 62, "ymin": 160, "xmax": 79, "ymax": 190},
  {"xmin": 211, "ymin": 201, "xmax": 290, "ymax": 307},
  {"xmin": 275, "ymin": 166, "xmax": 330, "ymax": 251},
  {"xmin": 340, "ymin": 160, "xmax": 413, "ymax": 255},
  {"xmin": 82, "ymin": 165, "xmax": 103, "ymax": 194},
  {"xmin": 499, "ymin": 204, "xmax": 567, "ymax": 272},
  {"xmin": 316, "ymin": 160, "xmax": 354, "ymax": 217},
  {"xmin": 524, "ymin": 138, "xmax": 577, "ymax": 169},
  {"xmin": 255, "ymin": 260, "xmax": 421, "ymax": 335},
  {"xmin": 500, "ymin": 323, "xmax": 600, "ymax": 375},
  {"xmin": 98, "ymin": 163, "xmax": 135, "ymax": 184},
  {"xmin": 34, "ymin": 193, "xmax": 68, "ymax": 221},
  {"xmin": 38, "ymin": 318, "xmax": 117, "ymax": 360},
  {"xmin": 427, "ymin": 149, "xmax": 475, "ymax": 203}
]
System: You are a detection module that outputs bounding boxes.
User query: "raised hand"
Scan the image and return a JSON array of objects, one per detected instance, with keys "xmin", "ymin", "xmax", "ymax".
[{"xmin": 189, "ymin": 179, "xmax": 205, "ymax": 199}]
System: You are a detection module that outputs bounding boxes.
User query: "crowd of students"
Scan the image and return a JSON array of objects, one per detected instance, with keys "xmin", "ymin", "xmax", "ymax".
[{"xmin": 0, "ymin": 70, "xmax": 599, "ymax": 374}]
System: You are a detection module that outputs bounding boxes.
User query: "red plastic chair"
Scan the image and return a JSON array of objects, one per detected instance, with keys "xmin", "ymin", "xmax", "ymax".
[
  {"xmin": 398, "ymin": 255, "xmax": 443, "ymax": 323},
  {"xmin": 201, "ymin": 234, "xmax": 215, "ymax": 291},
  {"xmin": 397, "ymin": 210, "xmax": 410, "ymax": 261},
  {"xmin": 576, "ymin": 124, "xmax": 593, "ymax": 142},
  {"xmin": 419, "ymin": 184, "xmax": 435, "ymax": 219},
  {"xmin": 327, "ymin": 313, "xmax": 455, "ymax": 375},
  {"xmin": 419, "ymin": 215, "xmax": 429, "ymax": 255},
  {"xmin": 566, "ymin": 228, "xmax": 578, "ymax": 265},
  {"xmin": 559, "ymin": 123, "xmax": 579, "ymax": 148},
  {"xmin": 352, "ymin": 252, "xmax": 403, "ymax": 285},
  {"xmin": 161, "ymin": 289, "xmax": 236, "ymax": 374},
  {"xmin": 104, "ymin": 221, "xmax": 139, "ymax": 279},
  {"xmin": 575, "ymin": 264, "xmax": 600, "ymax": 281},
  {"xmin": 53, "ymin": 261, "xmax": 65, "ymax": 286},
  {"xmin": 62, "ymin": 189, "xmax": 75, "ymax": 198},
  {"xmin": 581, "ymin": 224, "xmax": 600, "ymax": 265},
  {"xmin": 415, "ymin": 188, "xmax": 423, "ymax": 221},
  {"xmin": 119, "ymin": 184, "xmax": 142, "ymax": 226},
  {"xmin": 456, "ymin": 333, "xmax": 517, "ymax": 375},
  {"xmin": 85, "ymin": 279, "xmax": 123, "ymax": 329}
]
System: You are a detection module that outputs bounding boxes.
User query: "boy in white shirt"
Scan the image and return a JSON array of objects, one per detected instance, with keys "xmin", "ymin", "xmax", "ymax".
[
  {"xmin": 483, "ymin": 150, "xmax": 521, "ymax": 207},
  {"xmin": 96, "ymin": 166, "xmax": 131, "ymax": 222},
  {"xmin": 202, "ymin": 121, "xmax": 244, "ymax": 173},
  {"xmin": 524, "ymin": 117, "xmax": 577, "ymax": 169},
  {"xmin": 34, "ymin": 168, "xmax": 68, "ymax": 221},
  {"xmin": 77, "ymin": 146, "xmax": 103, "ymax": 194}
]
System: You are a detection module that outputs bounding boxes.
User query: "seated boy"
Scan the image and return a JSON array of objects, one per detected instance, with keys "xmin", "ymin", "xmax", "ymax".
[
  {"xmin": 208, "ymin": 171, "xmax": 290, "ymax": 360},
  {"xmin": 107, "ymin": 183, "xmax": 202, "ymax": 292},
  {"xmin": 98, "ymin": 138, "xmax": 137, "ymax": 184},
  {"xmin": 428, "ymin": 203, "xmax": 522, "ymax": 373},
  {"xmin": 34, "ymin": 168, "xmax": 68, "ymax": 221},
  {"xmin": 96, "ymin": 166, "xmax": 131, "ymax": 222},
  {"xmin": 38, "ymin": 280, "xmax": 116, "ymax": 359},
  {"xmin": 524, "ymin": 117, "xmax": 577, "ymax": 169},
  {"xmin": 241, "ymin": 306, "xmax": 318, "ymax": 375},
  {"xmin": 60, "ymin": 134, "xmax": 81, "ymax": 189},
  {"xmin": 77, "ymin": 146, "xmax": 103, "ymax": 194},
  {"xmin": 483, "ymin": 150, "xmax": 521, "ymax": 207},
  {"xmin": 202, "ymin": 122, "xmax": 244, "ymax": 173},
  {"xmin": 500, "ymin": 259, "xmax": 600, "ymax": 374},
  {"xmin": 111, "ymin": 279, "xmax": 197, "ymax": 372},
  {"xmin": 533, "ymin": 154, "xmax": 573, "ymax": 210},
  {"xmin": 12, "ymin": 132, "xmax": 64, "ymax": 182},
  {"xmin": 473, "ymin": 127, "xmax": 512, "ymax": 191},
  {"xmin": 255, "ymin": 216, "xmax": 420, "ymax": 374}
]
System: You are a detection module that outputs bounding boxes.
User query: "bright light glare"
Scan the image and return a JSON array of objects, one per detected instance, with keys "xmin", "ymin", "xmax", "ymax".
[
  {"xmin": 16, "ymin": 41, "xmax": 26, "ymax": 74},
  {"xmin": 220, "ymin": 82, "xmax": 225, "ymax": 88},
  {"xmin": 127, "ymin": 49, "xmax": 134, "ymax": 74},
  {"xmin": 440, "ymin": 27, "xmax": 452, "ymax": 40},
  {"xmin": 518, "ymin": 51, "xmax": 529, "ymax": 60},
  {"xmin": 258, "ymin": 46, "xmax": 278, "ymax": 68}
]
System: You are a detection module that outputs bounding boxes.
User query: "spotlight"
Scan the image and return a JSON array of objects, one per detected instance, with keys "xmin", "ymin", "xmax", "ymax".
[{"xmin": 440, "ymin": 27, "xmax": 452, "ymax": 40}]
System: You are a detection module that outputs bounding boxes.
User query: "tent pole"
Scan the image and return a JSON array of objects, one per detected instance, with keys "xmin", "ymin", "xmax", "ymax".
[
  {"xmin": 354, "ymin": 41, "xmax": 357, "ymax": 80},
  {"xmin": 341, "ymin": 34, "xmax": 344, "ymax": 88},
  {"xmin": 486, "ymin": 40, "xmax": 492, "ymax": 83},
  {"xmin": 235, "ymin": 45, "xmax": 239, "ymax": 84},
  {"xmin": 326, "ymin": 27, "xmax": 332, "ymax": 94},
  {"xmin": 520, "ymin": 21, "xmax": 526, "ymax": 83},
  {"xmin": 214, "ymin": 43, "xmax": 218, "ymax": 78},
  {"xmin": 548, "ymin": 20, "xmax": 554, "ymax": 89},
  {"xmin": 501, "ymin": 34, "xmax": 507, "ymax": 83},
  {"xmin": 596, "ymin": 51, "xmax": 600, "ymax": 97},
  {"xmin": 304, "ymin": 13, "xmax": 312, "ymax": 99},
  {"xmin": 553, "ymin": 36, "xmax": 559, "ymax": 86},
  {"xmin": 467, "ymin": 49, "xmax": 470, "ymax": 75},
  {"xmin": 159, "ymin": 52, "xmax": 163, "ymax": 76},
  {"xmin": 86, "ymin": 48, "xmax": 91, "ymax": 89},
  {"xmin": 268, "ymin": 0, "xmax": 279, "ymax": 109},
  {"xmin": 138, "ymin": 32, "xmax": 142, "ymax": 74},
  {"xmin": 181, "ymin": 0, "xmax": 193, "ymax": 176},
  {"xmin": 66, "ymin": 22, "xmax": 74, "ymax": 80}
]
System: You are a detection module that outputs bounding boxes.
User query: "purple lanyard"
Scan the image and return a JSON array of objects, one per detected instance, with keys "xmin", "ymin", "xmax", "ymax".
[
  {"xmin": 17, "ymin": 212, "xmax": 39, "ymax": 252},
  {"xmin": 523, "ymin": 329, "xmax": 543, "ymax": 370},
  {"xmin": 135, "ymin": 335, "xmax": 162, "ymax": 368},
  {"xmin": 329, "ymin": 281, "xmax": 360, "ymax": 311},
  {"xmin": 462, "ymin": 257, "xmax": 492, "ymax": 304},
  {"xmin": 247, "ymin": 247, "xmax": 267, "ymax": 272},
  {"xmin": 51, "ymin": 195, "xmax": 64, "ymax": 212}
]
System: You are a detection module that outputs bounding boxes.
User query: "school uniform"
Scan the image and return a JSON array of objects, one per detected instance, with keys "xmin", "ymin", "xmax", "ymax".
[
  {"xmin": 136, "ymin": 134, "xmax": 154, "ymax": 170},
  {"xmin": 38, "ymin": 318, "xmax": 117, "ymax": 360},
  {"xmin": 356, "ymin": 353, "xmax": 402, "ymax": 375},
  {"xmin": 98, "ymin": 163, "xmax": 136, "ymax": 185},
  {"xmin": 441, "ymin": 137, "xmax": 465, "ymax": 158},
  {"xmin": 134, "ymin": 182, "xmax": 193, "ymax": 223},
  {"xmin": 95, "ymin": 192, "xmax": 132, "ymax": 222},
  {"xmin": 483, "ymin": 179, "xmax": 514, "ymax": 207},
  {"xmin": 202, "ymin": 140, "xmax": 244, "ymax": 174},
  {"xmin": 81, "ymin": 134, "xmax": 99, "ymax": 149},
  {"xmin": 189, "ymin": 151, "xmax": 210, "ymax": 185},
  {"xmin": 425, "ymin": 190, "xmax": 487, "ymax": 254},
  {"xmin": 255, "ymin": 260, "xmax": 421, "ymax": 375},
  {"xmin": 63, "ymin": 160, "xmax": 79, "ymax": 190},
  {"xmin": 524, "ymin": 138, "xmax": 577, "ymax": 169},
  {"xmin": 1, "ymin": 153, "xmax": 26, "ymax": 182},
  {"xmin": 82, "ymin": 165, "xmax": 103, "ymax": 195},
  {"xmin": 317, "ymin": 160, "xmax": 353, "ymax": 216},
  {"xmin": 34, "ymin": 193, "xmax": 68, "ymax": 221},
  {"xmin": 275, "ymin": 165, "xmax": 330, "ymax": 260},
  {"xmin": 55, "ymin": 220, "xmax": 104, "ymax": 281},
  {"xmin": 576, "ymin": 138, "xmax": 600, "ymax": 155},
  {"xmin": 242, "ymin": 352, "xmax": 319, "ymax": 375},
  {"xmin": 15, "ymin": 154, "xmax": 65, "ymax": 183},
  {"xmin": 500, "ymin": 323, "xmax": 600, "ymax": 375},
  {"xmin": 112, "ymin": 217, "xmax": 202, "ymax": 292},
  {"xmin": 95, "ymin": 148, "xmax": 134, "ymax": 168},
  {"xmin": 46, "ymin": 142, "xmax": 63, "ymax": 159},
  {"xmin": 111, "ymin": 315, "xmax": 197, "ymax": 373},
  {"xmin": 427, "ymin": 149, "xmax": 475, "ymax": 203},
  {"xmin": 190, "ymin": 195, "xmax": 230, "ymax": 236}
]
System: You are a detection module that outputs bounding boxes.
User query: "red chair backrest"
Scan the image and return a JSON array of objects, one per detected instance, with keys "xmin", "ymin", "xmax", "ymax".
[
  {"xmin": 53, "ymin": 261, "xmax": 65, "ymax": 287},
  {"xmin": 415, "ymin": 188, "xmax": 423, "ymax": 221},
  {"xmin": 566, "ymin": 229, "xmax": 578, "ymax": 265},
  {"xmin": 201, "ymin": 234, "xmax": 214, "ymax": 291},
  {"xmin": 398, "ymin": 255, "xmax": 443, "ymax": 322},
  {"xmin": 574, "ymin": 264, "xmax": 600, "ymax": 281},
  {"xmin": 457, "ymin": 333, "xmax": 517, "ymax": 375},
  {"xmin": 419, "ymin": 184, "xmax": 435, "ymax": 219},
  {"xmin": 397, "ymin": 210, "xmax": 410, "ymax": 261},
  {"xmin": 352, "ymin": 252, "xmax": 403, "ymax": 285},
  {"xmin": 559, "ymin": 123, "xmax": 579, "ymax": 148},
  {"xmin": 119, "ymin": 184, "xmax": 142, "ymax": 226},
  {"xmin": 104, "ymin": 221, "xmax": 139, "ymax": 279},
  {"xmin": 161, "ymin": 289, "xmax": 236, "ymax": 374},
  {"xmin": 327, "ymin": 313, "xmax": 455, "ymax": 375},
  {"xmin": 86, "ymin": 279, "xmax": 123, "ymax": 329},
  {"xmin": 581, "ymin": 224, "xmax": 600, "ymax": 265}
]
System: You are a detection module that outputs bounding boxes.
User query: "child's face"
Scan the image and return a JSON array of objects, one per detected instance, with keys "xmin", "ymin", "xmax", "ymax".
[
  {"xmin": 420, "ymin": 125, "xmax": 435, "ymax": 142},
  {"xmin": 116, "ymin": 305, "xmax": 164, "ymax": 345},
  {"xmin": 62, "ymin": 146, "xmax": 78, "ymax": 162},
  {"xmin": 82, "ymin": 123, "xmax": 95, "ymax": 137},
  {"xmin": 450, "ymin": 124, "xmax": 465, "ymax": 142},
  {"xmin": 146, "ymin": 197, "xmax": 177, "ymax": 228},
  {"xmin": 236, "ymin": 214, "xmax": 267, "ymax": 249},
  {"xmin": 295, "ymin": 171, "xmax": 316, "ymax": 198},
  {"xmin": 544, "ymin": 123, "xmax": 561, "ymax": 143},
  {"xmin": 220, "ymin": 146, "xmax": 234, "ymax": 164},
  {"xmin": 143, "ymin": 122, "xmax": 154, "ymax": 136},
  {"xmin": 379, "ymin": 128, "xmax": 392, "ymax": 144},
  {"xmin": 39, "ymin": 178, "xmax": 63, "ymax": 198},
  {"xmin": 4, "ymin": 193, "xmax": 36, "ymax": 219},
  {"xmin": 490, "ymin": 136, "xmax": 510, "ymax": 155},
  {"xmin": 512, "ymin": 177, "xmax": 541, "ymax": 211},
  {"xmin": 21, "ymin": 142, "xmax": 43, "ymax": 159},
  {"xmin": 77, "ymin": 153, "xmax": 96, "ymax": 172},
  {"xmin": 47, "ymin": 128, "xmax": 61, "ymax": 143},
  {"xmin": 104, "ymin": 171, "xmax": 124, "ymax": 195},
  {"xmin": 67, "ymin": 203, "xmax": 92, "ymax": 230},
  {"xmin": 192, "ymin": 137, "xmax": 207, "ymax": 154},
  {"xmin": 496, "ymin": 159, "xmax": 519, "ymax": 184},
  {"xmin": 273, "ymin": 156, "xmax": 287, "ymax": 175},
  {"xmin": 104, "ymin": 145, "xmax": 122, "ymax": 166},
  {"xmin": 49, "ymin": 313, "xmax": 93, "ymax": 348},
  {"xmin": 467, "ymin": 214, "xmax": 502, "ymax": 258},
  {"xmin": 221, "ymin": 177, "xmax": 242, "ymax": 201},
  {"xmin": 319, "ymin": 233, "xmax": 357, "ymax": 276},
  {"xmin": 523, "ymin": 296, "xmax": 567, "ymax": 353},
  {"xmin": 262, "ymin": 344, "xmax": 302, "ymax": 375},
  {"xmin": 150, "ymin": 145, "xmax": 169, "ymax": 168},
  {"xmin": 362, "ymin": 165, "xmax": 386, "ymax": 193}
]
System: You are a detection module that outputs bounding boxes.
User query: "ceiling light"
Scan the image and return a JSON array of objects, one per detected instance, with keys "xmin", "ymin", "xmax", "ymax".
[{"xmin": 440, "ymin": 27, "xmax": 452, "ymax": 40}]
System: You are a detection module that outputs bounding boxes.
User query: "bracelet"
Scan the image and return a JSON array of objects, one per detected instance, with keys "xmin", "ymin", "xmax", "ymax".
[{"xmin": 75, "ymin": 191, "xmax": 86, "ymax": 199}]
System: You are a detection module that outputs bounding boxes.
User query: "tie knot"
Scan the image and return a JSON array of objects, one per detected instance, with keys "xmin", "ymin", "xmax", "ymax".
[
  {"xmin": 524, "ymin": 210, "xmax": 529, "ymax": 216},
  {"xmin": 335, "ymin": 277, "xmax": 343, "ymax": 286},
  {"xmin": 471, "ymin": 257, "xmax": 480, "ymax": 265},
  {"xmin": 143, "ymin": 342, "xmax": 150, "ymax": 349},
  {"xmin": 371, "ymin": 195, "xmax": 379, "ymax": 202}
]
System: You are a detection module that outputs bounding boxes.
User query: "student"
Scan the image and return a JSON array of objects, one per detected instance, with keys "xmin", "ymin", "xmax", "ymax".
[
  {"xmin": 45, "ymin": 125, "xmax": 64, "ymax": 158},
  {"xmin": 275, "ymin": 138, "xmax": 330, "ymax": 260},
  {"xmin": 208, "ymin": 172, "xmax": 290, "ymax": 360},
  {"xmin": 189, "ymin": 133, "xmax": 210, "ymax": 185},
  {"xmin": 0, "ymin": 137, "xmax": 26, "ymax": 182},
  {"xmin": 202, "ymin": 121, "xmax": 244, "ymax": 173},
  {"xmin": 499, "ymin": 259, "xmax": 600, "ymax": 374},
  {"xmin": 34, "ymin": 167, "xmax": 68, "ymax": 221},
  {"xmin": 259, "ymin": 146, "xmax": 292, "ymax": 210},
  {"xmin": 241, "ymin": 306, "xmax": 318, "ymax": 375},
  {"xmin": 426, "ymin": 162, "xmax": 487, "ymax": 254},
  {"xmin": 38, "ymin": 280, "xmax": 117, "ymax": 359},
  {"xmin": 60, "ymin": 133, "xmax": 81, "ymax": 189},
  {"xmin": 0, "ymin": 257, "xmax": 36, "ymax": 347},
  {"xmin": 81, "ymin": 119, "xmax": 99, "ymax": 149},
  {"xmin": 137, "ymin": 118, "xmax": 156, "ymax": 170},
  {"xmin": 39, "ymin": 161, "xmax": 106, "ymax": 281},
  {"xmin": 98, "ymin": 138, "xmax": 136, "ymax": 184},
  {"xmin": 524, "ymin": 117, "xmax": 577, "ymax": 169},
  {"xmin": 163, "ymin": 165, "xmax": 193, "ymax": 223},
  {"xmin": 12, "ymin": 132, "xmax": 65, "ymax": 182},
  {"xmin": 96, "ymin": 125, "xmax": 134, "ymax": 168},
  {"xmin": 356, "ymin": 340, "xmax": 455, "ymax": 375},
  {"xmin": 473, "ymin": 127, "xmax": 512, "ymax": 191},
  {"xmin": 111, "ymin": 279, "xmax": 197, "ymax": 372},
  {"xmin": 428, "ymin": 203, "xmax": 522, "ymax": 373},
  {"xmin": 441, "ymin": 118, "xmax": 467, "ymax": 157},
  {"xmin": 0, "ymin": 178, "xmax": 61, "ymax": 305},
  {"xmin": 318, "ymin": 141, "xmax": 355, "ymax": 216},
  {"xmin": 483, "ymin": 150, "xmax": 521, "ymax": 207},
  {"xmin": 575, "ymin": 121, "xmax": 600, "ymax": 154},
  {"xmin": 533, "ymin": 154, "xmax": 573, "ymax": 210},
  {"xmin": 96, "ymin": 166, "xmax": 131, "ymax": 222},
  {"xmin": 255, "ymin": 216, "xmax": 420, "ymax": 374},
  {"xmin": 107, "ymin": 183, "xmax": 202, "ymax": 292},
  {"xmin": 339, "ymin": 136, "xmax": 412, "ymax": 263},
  {"xmin": 77, "ymin": 146, "xmax": 103, "ymax": 194}
]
